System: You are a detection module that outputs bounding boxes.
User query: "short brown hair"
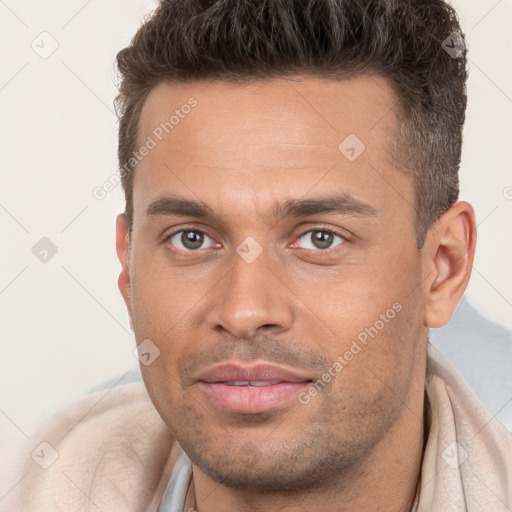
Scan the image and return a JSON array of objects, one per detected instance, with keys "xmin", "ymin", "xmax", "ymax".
[{"xmin": 115, "ymin": 0, "xmax": 467, "ymax": 248}]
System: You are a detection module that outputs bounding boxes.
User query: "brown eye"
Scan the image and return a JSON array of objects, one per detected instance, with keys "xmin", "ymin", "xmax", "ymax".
[
  {"xmin": 181, "ymin": 231, "xmax": 204, "ymax": 249},
  {"xmin": 169, "ymin": 230, "xmax": 213, "ymax": 251},
  {"xmin": 297, "ymin": 230, "xmax": 344, "ymax": 250}
]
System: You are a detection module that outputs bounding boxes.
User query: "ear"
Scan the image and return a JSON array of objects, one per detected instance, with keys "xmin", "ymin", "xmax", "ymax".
[
  {"xmin": 422, "ymin": 201, "xmax": 477, "ymax": 328},
  {"xmin": 116, "ymin": 213, "xmax": 134, "ymax": 330}
]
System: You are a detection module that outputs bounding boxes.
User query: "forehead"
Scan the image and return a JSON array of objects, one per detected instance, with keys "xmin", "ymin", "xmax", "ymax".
[
  {"xmin": 138, "ymin": 74, "xmax": 397, "ymax": 163},
  {"xmin": 133, "ymin": 75, "xmax": 413, "ymax": 225}
]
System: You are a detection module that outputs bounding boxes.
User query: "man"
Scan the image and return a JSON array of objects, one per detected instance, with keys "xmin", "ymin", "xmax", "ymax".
[{"xmin": 2, "ymin": 0, "xmax": 511, "ymax": 510}]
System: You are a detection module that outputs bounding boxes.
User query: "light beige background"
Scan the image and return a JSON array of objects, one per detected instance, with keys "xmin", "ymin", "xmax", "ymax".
[{"xmin": 1, "ymin": 0, "xmax": 511, "ymax": 452}]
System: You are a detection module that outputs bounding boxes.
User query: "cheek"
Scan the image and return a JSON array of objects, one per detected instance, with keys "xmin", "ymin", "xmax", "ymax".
[
  {"xmin": 129, "ymin": 257, "xmax": 210, "ymax": 396},
  {"xmin": 321, "ymin": 299, "xmax": 423, "ymax": 437},
  {"xmin": 297, "ymin": 267, "xmax": 417, "ymax": 356},
  {"xmin": 309, "ymin": 258, "xmax": 425, "ymax": 399},
  {"xmin": 129, "ymin": 253, "xmax": 207, "ymax": 338}
]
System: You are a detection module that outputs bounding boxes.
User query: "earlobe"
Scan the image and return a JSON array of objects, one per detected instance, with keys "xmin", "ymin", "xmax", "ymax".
[
  {"xmin": 115, "ymin": 213, "xmax": 133, "ymax": 328},
  {"xmin": 423, "ymin": 201, "xmax": 476, "ymax": 328}
]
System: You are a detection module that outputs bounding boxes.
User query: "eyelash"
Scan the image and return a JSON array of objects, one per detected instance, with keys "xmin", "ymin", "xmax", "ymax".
[{"xmin": 162, "ymin": 225, "xmax": 348, "ymax": 255}]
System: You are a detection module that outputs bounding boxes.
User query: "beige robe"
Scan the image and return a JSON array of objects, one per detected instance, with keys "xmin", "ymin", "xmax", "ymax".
[{"xmin": 1, "ymin": 344, "xmax": 511, "ymax": 511}]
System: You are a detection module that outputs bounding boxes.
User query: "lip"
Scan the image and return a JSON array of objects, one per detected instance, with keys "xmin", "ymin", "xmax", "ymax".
[{"xmin": 196, "ymin": 362, "xmax": 313, "ymax": 414}]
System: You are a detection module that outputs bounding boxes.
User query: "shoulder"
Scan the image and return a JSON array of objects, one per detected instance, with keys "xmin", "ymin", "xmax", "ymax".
[
  {"xmin": 421, "ymin": 344, "xmax": 512, "ymax": 510},
  {"xmin": 0, "ymin": 381, "xmax": 173, "ymax": 512}
]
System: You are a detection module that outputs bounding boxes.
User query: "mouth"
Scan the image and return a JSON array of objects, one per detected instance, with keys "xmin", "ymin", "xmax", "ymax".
[
  {"xmin": 196, "ymin": 363, "xmax": 314, "ymax": 414},
  {"xmin": 223, "ymin": 380, "xmax": 282, "ymax": 387}
]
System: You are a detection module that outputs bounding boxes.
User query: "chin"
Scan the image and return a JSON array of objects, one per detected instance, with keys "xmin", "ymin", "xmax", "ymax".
[{"xmin": 180, "ymin": 432, "xmax": 360, "ymax": 494}]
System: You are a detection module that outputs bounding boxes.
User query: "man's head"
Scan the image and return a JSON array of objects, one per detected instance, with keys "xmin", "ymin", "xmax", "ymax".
[
  {"xmin": 114, "ymin": 0, "xmax": 476, "ymax": 505},
  {"xmin": 116, "ymin": 0, "xmax": 467, "ymax": 249}
]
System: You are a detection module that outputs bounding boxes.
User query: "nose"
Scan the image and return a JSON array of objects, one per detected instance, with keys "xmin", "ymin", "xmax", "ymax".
[{"xmin": 207, "ymin": 249, "xmax": 294, "ymax": 339}]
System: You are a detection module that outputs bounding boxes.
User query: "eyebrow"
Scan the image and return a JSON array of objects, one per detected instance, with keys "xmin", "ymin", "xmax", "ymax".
[
  {"xmin": 146, "ymin": 197, "xmax": 211, "ymax": 218},
  {"xmin": 272, "ymin": 195, "xmax": 377, "ymax": 221},
  {"xmin": 145, "ymin": 194, "xmax": 377, "ymax": 222}
]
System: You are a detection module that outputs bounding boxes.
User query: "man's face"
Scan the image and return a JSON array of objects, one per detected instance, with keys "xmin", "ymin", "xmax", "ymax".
[{"xmin": 120, "ymin": 76, "xmax": 428, "ymax": 490}]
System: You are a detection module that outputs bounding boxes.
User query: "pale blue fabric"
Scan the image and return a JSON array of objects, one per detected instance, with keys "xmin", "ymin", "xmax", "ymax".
[{"xmin": 157, "ymin": 450, "xmax": 193, "ymax": 512}]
